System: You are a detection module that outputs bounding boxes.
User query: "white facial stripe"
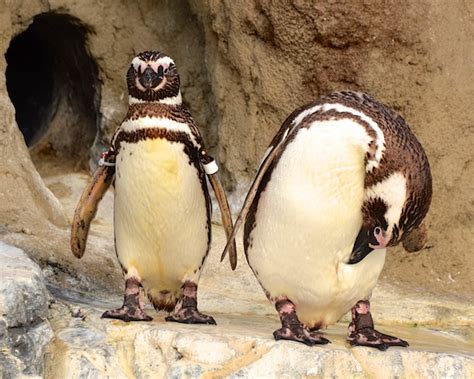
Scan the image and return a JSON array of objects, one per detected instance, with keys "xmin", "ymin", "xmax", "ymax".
[
  {"xmin": 155, "ymin": 56, "xmax": 175, "ymax": 67},
  {"xmin": 135, "ymin": 78, "xmax": 146, "ymax": 91},
  {"xmin": 148, "ymin": 61, "xmax": 160, "ymax": 73},
  {"xmin": 121, "ymin": 115, "xmax": 199, "ymax": 147},
  {"xmin": 132, "ymin": 56, "xmax": 175, "ymax": 73},
  {"xmin": 132, "ymin": 57, "xmax": 145, "ymax": 72},
  {"xmin": 152, "ymin": 78, "xmax": 167, "ymax": 91},
  {"xmin": 365, "ymin": 172, "xmax": 407, "ymax": 234},
  {"xmin": 292, "ymin": 102, "xmax": 385, "ymax": 172}
]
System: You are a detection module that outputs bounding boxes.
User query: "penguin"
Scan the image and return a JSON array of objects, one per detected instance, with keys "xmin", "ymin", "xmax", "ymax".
[
  {"xmin": 222, "ymin": 91, "xmax": 432, "ymax": 349},
  {"xmin": 71, "ymin": 51, "xmax": 236, "ymax": 323}
]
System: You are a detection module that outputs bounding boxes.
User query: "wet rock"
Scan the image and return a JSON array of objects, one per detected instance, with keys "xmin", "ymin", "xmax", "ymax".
[
  {"xmin": 0, "ymin": 242, "xmax": 53, "ymax": 378},
  {"xmin": 0, "ymin": 243, "xmax": 49, "ymax": 327}
]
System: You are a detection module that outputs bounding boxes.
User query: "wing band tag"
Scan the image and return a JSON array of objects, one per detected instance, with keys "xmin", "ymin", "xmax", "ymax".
[
  {"xmin": 98, "ymin": 157, "xmax": 116, "ymax": 167},
  {"xmin": 203, "ymin": 160, "xmax": 219, "ymax": 175},
  {"xmin": 98, "ymin": 150, "xmax": 116, "ymax": 167}
]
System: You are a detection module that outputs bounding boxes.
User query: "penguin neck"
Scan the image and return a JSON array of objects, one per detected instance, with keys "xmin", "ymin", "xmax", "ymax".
[{"xmin": 128, "ymin": 90, "xmax": 182, "ymax": 106}]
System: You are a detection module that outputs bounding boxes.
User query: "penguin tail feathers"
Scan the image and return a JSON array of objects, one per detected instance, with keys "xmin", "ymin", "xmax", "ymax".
[{"xmin": 147, "ymin": 290, "xmax": 178, "ymax": 312}]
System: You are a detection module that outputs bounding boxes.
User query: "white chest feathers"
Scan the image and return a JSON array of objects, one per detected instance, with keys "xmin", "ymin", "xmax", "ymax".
[
  {"xmin": 247, "ymin": 119, "xmax": 387, "ymax": 327},
  {"xmin": 114, "ymin": 137, "xmax": 208, "ymax": 293}
]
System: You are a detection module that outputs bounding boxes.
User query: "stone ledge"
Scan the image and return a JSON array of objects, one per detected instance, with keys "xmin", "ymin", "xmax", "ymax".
[{"xmin": 45, "ymin": 295, "xmax": 474, "ymax": 378}]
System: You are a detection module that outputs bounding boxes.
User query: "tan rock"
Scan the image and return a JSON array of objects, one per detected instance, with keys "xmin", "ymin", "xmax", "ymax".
[{"xmin": 45, "ymin": 299, "xmax": 474, "ymax": 379}]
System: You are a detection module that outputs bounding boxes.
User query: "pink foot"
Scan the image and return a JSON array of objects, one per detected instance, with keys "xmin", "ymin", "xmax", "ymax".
[
  {"xmin": 101, "ymin": 277, "xmax": 152, "ymax": 322},
  {"xmin": 165, "ymin": 281, "xmax": 216, "ymax": 325},
  {"xmin": 273, "ymin": 299, "xmax": 330, "ymax": 346},
  {"xmin": 347, "ymin": 300, "xmax": 408, "ymax": 350}
]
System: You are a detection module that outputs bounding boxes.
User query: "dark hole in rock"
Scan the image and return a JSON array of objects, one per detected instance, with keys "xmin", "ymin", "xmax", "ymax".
[{"xmin": 5, "ymin": 12, "xmax": 100, "ymax": 173}]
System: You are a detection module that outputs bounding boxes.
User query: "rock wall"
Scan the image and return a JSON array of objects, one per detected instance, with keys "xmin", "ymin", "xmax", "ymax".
[
  {"xmin": 0, "ymin": 0, "xmax": 472, "ymax": 313},
  {"xmin": 189, "ymin": 0, "xmax": 474, "ymax": 297}
]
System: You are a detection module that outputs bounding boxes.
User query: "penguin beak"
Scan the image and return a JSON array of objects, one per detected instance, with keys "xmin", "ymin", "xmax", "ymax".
[
  {"xmin": 349, "ymin": 226, "xmax": 388, "ymax": 264},
  {"xmin": 139, "ymin": 66, "xmax": 163, "ymax": 89},
  {"xmin": 349, "ymin": 227, "xmax": 374, "ymax": 264}
]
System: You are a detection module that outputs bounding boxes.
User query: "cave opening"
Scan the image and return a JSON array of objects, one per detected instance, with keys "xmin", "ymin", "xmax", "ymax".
[{"xmin": 5, "ymin": 12, "xmax": 100, "ymax": 173}]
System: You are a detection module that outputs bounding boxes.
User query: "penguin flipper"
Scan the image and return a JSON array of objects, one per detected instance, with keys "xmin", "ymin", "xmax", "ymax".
[
  {"xmin": 208, "ymin": 172, "xmax": 238, "ymax": 270},
  {"xmin": 71, "ymin": 160, "xmax": 115, "ymax": 258},
  {"xmin": 199, "ymin": 151, "xmax": 237, "ymax": 270},
  {"xmin": 402, "ymin": 221, "xmax": 428, "ymax": 252}
]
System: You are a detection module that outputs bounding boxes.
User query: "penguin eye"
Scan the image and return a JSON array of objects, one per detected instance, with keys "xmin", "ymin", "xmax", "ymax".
[
  {"xmin": 374, "ymin": 226, "xmax": 382, "ymax": 236},
  {"xmin": 163, "ymin": 67, "xmax": 169, "ymax": 75}
]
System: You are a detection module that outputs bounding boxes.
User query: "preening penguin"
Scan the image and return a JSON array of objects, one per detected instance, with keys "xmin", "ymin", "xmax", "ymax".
[
  {"xmin": 222, "ymin": 91, "xmax": 432, "ymax": 349},
  {"xmin": 71, "ymin": 51, "xmax": 236, "ymax": 323}
]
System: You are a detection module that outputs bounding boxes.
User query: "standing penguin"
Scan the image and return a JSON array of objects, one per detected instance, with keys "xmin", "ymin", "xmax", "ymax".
[
  {"xmin": 222, "ymin": 91, "xmax": 432, "ymax": 349},
  {"xmin": 71, "ymin": 51, "xmax": 236, "ymax": 323}
]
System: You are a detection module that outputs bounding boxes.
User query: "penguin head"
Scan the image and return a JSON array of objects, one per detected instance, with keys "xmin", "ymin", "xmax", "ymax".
[
  {"xmin": 362, "ymin": 196, "xmax": 417, "ymax": 249},
  {"xmin": 359, "ymin": 171, "xmax": 418, "ymax": 252},
  {"xmin": 349, "ymin": 198, "xmax": 391, "ymax": 264},
  {"xmin": 362, "ymin": 198, "xmax": 391, "ymax": 250},
  {"xmin": 127, "ymin": 51, "xmax": 181, "ymax": 104}
]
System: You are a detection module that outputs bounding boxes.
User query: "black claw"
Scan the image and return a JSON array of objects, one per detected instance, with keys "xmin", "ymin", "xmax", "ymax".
[
  {"xmin": 376, "ymin": 343, "xmax": 389, "ymax": 351},
  {"xmin": 301, "ymin": 339, "xmax": 316, "ymax": 347},
  {"xmin": 317, "ymin": 336, "xmax": 331, "ymax": 345}
]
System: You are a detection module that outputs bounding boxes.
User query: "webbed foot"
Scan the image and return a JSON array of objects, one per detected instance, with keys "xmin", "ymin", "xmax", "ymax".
[
  {"xmin": 102, "ymin": 306, "xmax": 152, "ymax": 322},
  {"xmin": 273, "ymin": 325, "xmax": 330, "ymax": 346},
  {"xmin": 347, "ymin": 300, "xmax": 408, "ymax": 350},
  {"xmin": 165, "ymin": 310, "xmax": 216, "ymax": 324},
  {"xmin": 348, "ymin": 327, "xmax": 409, "ymax": 350},
  {"xmin": 101, "ymin": 277, "xmax": 153, "ymax": 322},
  {"xmin": 273, "ymin": 299, "xmax": 330, "ymax": 346},
  {"xmin": 165, "ymin": 281, "xmax": 216, "ymax": 325}
]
